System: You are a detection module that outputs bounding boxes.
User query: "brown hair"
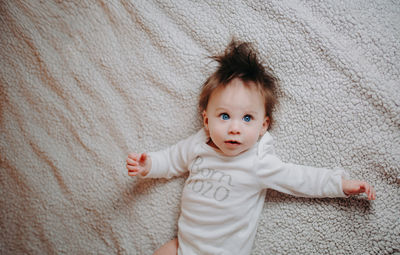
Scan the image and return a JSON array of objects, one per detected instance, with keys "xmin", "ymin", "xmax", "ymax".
[{"xmin": 199, "ymin": 39, "xmax": 278, "ymax": 129}]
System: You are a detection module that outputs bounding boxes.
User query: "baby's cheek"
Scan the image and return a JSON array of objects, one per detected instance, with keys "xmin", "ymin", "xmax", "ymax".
[{"xmin": 250, "ymin": 134, "xmax": 262, "ymax": 148}]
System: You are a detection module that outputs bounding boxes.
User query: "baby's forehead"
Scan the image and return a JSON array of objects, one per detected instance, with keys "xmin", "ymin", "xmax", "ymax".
[
  {"xmin": 208, "ymin": 84, "xmax": 266, "ymax": 112},
  {"xmin": 212, "ymin": 80, "xmax": 265, "ymax": 100}
]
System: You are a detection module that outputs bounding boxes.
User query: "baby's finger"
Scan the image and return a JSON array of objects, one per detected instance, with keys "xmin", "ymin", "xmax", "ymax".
[
  {"xmin": 370, "ymin": 186, "xmax": 376, "ymax": 200},
  {"xmin": 127, "ymin": 164, "xmax": 139, "ymax": 171},
  {"xmin": 128, "ymin": 153, "xmax": 140, "ymax": 160},
  {"xmin": 140, "ymin": 153, "xmax": 147, "ymax": 163},
  {"xmin": 126, "ymin": 158, "xmax": 138, "ymax": 166},
  {"xmin": 365, "ymin": 184, "xmax": 375, "ymax": 200},
  {"xmin": 128, "ymin": 167, "xmax": 141, "ymax": 176},
  {"xmin": 363, "ymin": 183, "xmax": 370, "ymax": 197},
  {"xmin": 128, "ymin": 171, "xmax": 138, "ymax": 177}
]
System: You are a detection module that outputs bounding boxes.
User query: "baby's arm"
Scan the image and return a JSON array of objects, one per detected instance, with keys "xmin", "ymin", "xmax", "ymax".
[
  {"xmin": 342, "ymin": 179, "xmax": 376, "ymax": 200},
  {"xmin": 126, "ymin": 153, "xmax": 151, "ymax": 177}
]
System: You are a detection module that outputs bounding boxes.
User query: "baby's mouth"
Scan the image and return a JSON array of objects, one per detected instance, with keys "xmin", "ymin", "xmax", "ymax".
[{"xmin": 225, "ymin": 140, "xmax": 241, "ymax": 145}]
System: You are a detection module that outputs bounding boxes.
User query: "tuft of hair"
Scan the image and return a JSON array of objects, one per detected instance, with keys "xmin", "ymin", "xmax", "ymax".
[{"xmin": 199, "ymin": 39, "xmax": 278, "ymax": 129}]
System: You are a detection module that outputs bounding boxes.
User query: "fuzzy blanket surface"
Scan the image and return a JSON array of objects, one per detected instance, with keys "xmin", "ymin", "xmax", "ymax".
[{"xmin": 1, "ymin": 1, "xmax": 399, "ymax": 254}]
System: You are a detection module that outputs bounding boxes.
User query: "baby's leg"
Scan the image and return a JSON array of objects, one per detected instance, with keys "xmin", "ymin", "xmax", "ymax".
[{"xmin": 153, "ymin": 238, "xmax": 178, "ymax": 255}]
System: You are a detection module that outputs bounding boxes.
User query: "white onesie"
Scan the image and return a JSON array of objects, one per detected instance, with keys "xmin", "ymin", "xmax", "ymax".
[{"xmin": 145, "ymin": 129, "xmax": 348, "ymax": 255}]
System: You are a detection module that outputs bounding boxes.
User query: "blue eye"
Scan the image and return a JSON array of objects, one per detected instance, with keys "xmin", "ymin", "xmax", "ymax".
[
  {"xmin": 243, "ymin": 115, "xmax": 252, "ymax": 122},
  {"xmin": 220, "ymin": 113, "xmax": 230, "ymax": 120}
]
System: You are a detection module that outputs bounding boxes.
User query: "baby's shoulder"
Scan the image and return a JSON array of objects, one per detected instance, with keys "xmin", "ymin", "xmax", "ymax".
[
  {"xmin": 183, "ymin": 128, "xmax": 209, "ymax": 157},
  {"xmin": 257, "ymin": 132, "xmax": 276, "ymax": 159}
]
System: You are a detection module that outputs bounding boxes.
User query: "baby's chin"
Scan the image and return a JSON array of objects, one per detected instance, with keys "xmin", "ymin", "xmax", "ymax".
[
  {"xmin": 209, "ymin": 139, "xmax": 251, "ymax": 156},
  {"xmin": 219, "ymin": 146, "xmax": 249, "ymax": 157}
]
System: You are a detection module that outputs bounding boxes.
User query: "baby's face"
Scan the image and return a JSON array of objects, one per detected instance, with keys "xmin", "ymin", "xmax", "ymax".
[{"xmin": 203, "ymin": 78, "xmax": 269, "ymax": 156}]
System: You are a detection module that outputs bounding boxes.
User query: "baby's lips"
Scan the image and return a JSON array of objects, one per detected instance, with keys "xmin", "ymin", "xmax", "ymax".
[{"xmin": 225, "ymin": 140, "xmax": 241, "ymax": 144}]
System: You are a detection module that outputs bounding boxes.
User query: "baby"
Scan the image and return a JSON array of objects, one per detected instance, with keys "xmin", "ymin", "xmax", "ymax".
[{"xmin": 126, "ymin": 40, "xmax": 376, "ymax": 255}]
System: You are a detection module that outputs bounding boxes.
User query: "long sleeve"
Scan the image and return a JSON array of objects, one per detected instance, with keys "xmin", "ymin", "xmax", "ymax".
[
  {"xmin": 256, "ymin": 132, "xmax": 348, "ymax": 198},
  {"xmin": 144, "ymin": 131, "xmax": 202, "ymax": 179},
  {"xmin": 256, "ymin": 154, "xmax": 348, "ymax": 198}
]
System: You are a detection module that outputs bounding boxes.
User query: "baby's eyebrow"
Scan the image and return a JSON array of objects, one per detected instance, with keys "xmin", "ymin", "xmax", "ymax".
[
  {"xmin": 215, "ymin": 107, "xmax": 229, "ymax": 112},
  {"xmin": 244, "ymin": 110, "xmax": 258, "ymax": 116},
  {"xmin": 214, "ymin": 106, "xmax": 260, "ymax": 116}
]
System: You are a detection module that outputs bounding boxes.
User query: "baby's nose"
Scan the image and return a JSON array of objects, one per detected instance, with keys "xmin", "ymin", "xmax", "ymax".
[{"xmin": 228, "ymin": 121, "xmax": 241, "ymax": 134}]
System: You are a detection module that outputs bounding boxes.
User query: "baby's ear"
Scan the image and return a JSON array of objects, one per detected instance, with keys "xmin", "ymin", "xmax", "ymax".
[
  {"xmin": 202, "ymin": 111, "xmax": 209, "ymax": 130},
  {"xmin": 260, "ymin": 116, "xmax": 270, "ymax": 135}
]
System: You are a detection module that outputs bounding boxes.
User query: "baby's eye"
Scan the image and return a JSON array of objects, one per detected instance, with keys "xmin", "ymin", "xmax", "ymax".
[
  {"xmin": 243, "ymin": 115, "xmax": 252, "ymax": 122},
  {"xmin": 220, "ymin": 113, "xmax": 230, "ymax": 120}
]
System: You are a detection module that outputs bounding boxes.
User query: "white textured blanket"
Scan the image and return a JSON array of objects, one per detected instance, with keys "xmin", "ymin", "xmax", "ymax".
[{"xmin": 1, "ymin": 1, "xmax": 399, "ymax": 254}]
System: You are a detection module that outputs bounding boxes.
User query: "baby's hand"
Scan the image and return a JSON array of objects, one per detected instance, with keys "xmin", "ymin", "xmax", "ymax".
[
  {"xmin": 126, "ymin": 153, "xmax": 151, "ymax": 177},
  {"xmin": 342, "ymin": 179, "xmax": 376, "ymax": 200}
]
